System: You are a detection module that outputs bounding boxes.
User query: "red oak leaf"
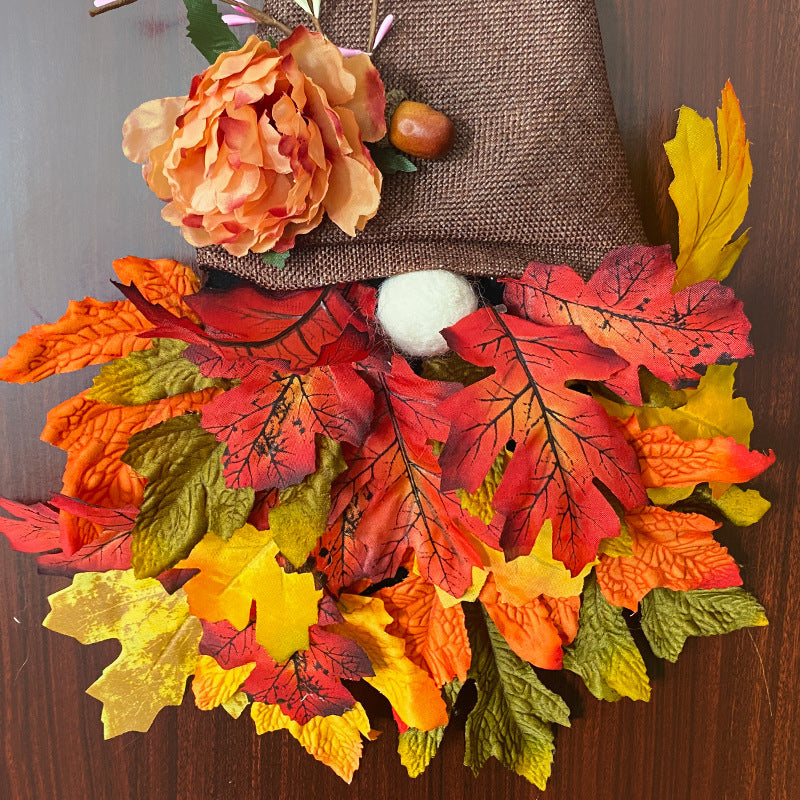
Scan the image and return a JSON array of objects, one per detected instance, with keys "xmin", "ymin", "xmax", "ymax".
[
  {"xmin": 201, "ymin": 364, "xmax": 373, "ymax": 491},
  {"xmin": 596, "ymin": 506, "xmax": 742, "ymax": 610},
  {"xmin": 439, "ymin": 307, "xmax": 646, "ymax": 573},
  {"xmin": 199, "ymin": 619, "xmax": 373, "ymax": 724},
  {"xmin": 317, "ymin": 357, "xmax": 493, "ymax": 598},
  {"xmin": 503, "ymin": 245, "xmax": 753, "ymax": 403}
]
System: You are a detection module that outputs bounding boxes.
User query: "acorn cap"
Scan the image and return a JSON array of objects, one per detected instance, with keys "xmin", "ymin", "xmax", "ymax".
[{"xmin": 196, "ymin": 0, "xmax": 644, "ymax": 288}]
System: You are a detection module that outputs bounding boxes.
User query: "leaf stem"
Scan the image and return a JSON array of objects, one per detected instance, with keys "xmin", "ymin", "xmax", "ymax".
[
  {"xmin": 216, "ymin": 0, "xmax": 293, "ymax": 36},
  {"xmin": 89, "ymin": 0, "xmax": 140, "ymax": 17},
  {"xmin": 367, "ymin": 0, "xmax": 379, "ymax": 51}
]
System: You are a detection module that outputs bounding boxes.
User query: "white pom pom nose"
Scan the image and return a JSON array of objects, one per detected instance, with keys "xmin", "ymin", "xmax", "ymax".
[{"xmin": 375, "ymin": 270, "xmax": 479, "ymax": 357}]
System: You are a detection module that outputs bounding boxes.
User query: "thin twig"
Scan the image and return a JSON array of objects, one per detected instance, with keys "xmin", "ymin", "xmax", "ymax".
[
  {"xmin": 307, "ymin": 14, "xmax": 324, "ymax": 34},
  {"xmin": 217, "ymin": 0, "xmax": 293, "ymax": 35},
  {"xmin": 747, "ymin": 629, "xmax": 774, "ymax": 719},
  {"xmin": 89, "ymin": 0, "xmax": 140, "ymax": 17},
  {"xmin": 367, "ymin": 0, "xmax": 379, "ymax": 51}
]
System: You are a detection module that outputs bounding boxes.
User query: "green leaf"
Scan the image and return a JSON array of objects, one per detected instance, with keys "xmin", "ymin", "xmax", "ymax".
[
  {"xmin": 88, "ymin": 339, "xmax": 229, "ymax": 405},
  {"xmin": 420, "ymin": 351, "xmax": 492, "ymax": 387},
  {"xmin": 122, "ymin": 414, "xmax": 254, "ymax": 577},
  {"xmin": 368, "ymin": 143, "xmax": 418, "ymax": 175},
  {"xmin": 464, "ymin": 605, "xmax": 570, "ymax": 789},
  {"xmin": 640, "ymin": 586, "xmax": 768, "ymax": 663},
  {"xmin": 183, "ymin": 0, "xmax": 241, "ymax": 64},
  {"xmin": 261, "ymin": 251, "xmax": 292, "ymax": 269},
  {"xmin": 563, "ymin": 574, "xmax": 650, "ymax": 702},
  {"xmin": 691, "ymin": 484, "xmax": 771, "ymax": 527},
  {"xmin": 270, "ymin": 437, "xmax": 346, "ymax": 568},
  {"xmin": 397, "ymin": 680, "xmax": 461, "ymax": 778}
]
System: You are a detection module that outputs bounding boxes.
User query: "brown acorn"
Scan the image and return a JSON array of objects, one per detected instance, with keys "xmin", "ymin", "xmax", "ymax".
[{"xmin": 389, "ymin": 100, "xmax": 455, "ymax": 160}]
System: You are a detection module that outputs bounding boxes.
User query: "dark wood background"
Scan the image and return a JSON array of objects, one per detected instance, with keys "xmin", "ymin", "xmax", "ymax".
[{"xmin": 2, "ymin": 2, "xmax": 798, "ymax": 798}]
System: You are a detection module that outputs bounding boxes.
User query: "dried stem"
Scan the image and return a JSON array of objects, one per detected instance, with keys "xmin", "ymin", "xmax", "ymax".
[
  {"xmin": 217, "ymin": 0, "xmax": 292, "ymax": 35},
  {"xmin": 367, "ymin": 0, "xmax": 379, "ymax": 51},
  {"xmin": 89, "ymin": 0, "xmax": 140, "ymax": 17},
  {"xmin": 307, "ymin": 14, "xmax": 324, "ymax": 35}
]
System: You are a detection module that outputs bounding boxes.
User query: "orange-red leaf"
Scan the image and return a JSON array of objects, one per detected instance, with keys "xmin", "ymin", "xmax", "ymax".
[
  {"xmin": 377, "ymin": 573, "xmax": 471, "ymax": 687},
  {"xmin": 42, "ymin": 388, "xmax": 221, "ymax": 551},
  {"xmin": 479, "ymin": 576, "xmax": 566, "ymax": 670},
  {"xmin": 623, "ymin": 416, "xmax": 774, "ymax": 488},
  {"xmin": 112, "ymin": 256, "xmax": 200, "ymax": 318},
  {"xmin": 595, "ymin": 506, "xmax": 742, "ymax": 610}
]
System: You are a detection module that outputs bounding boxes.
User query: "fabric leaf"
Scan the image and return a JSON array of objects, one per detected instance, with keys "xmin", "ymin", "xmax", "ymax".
[
  {"xmin": 595, "ymin": 506, "xmax": 741, "ymax": 610},
  {"xmin": 89, "ymin": 338, "xmax": 227, "ymax": 405},
  {"xmin": 192, "ymin": 654, "xmax": 256, "ymax": 711},
  {"xmin": 464, "ymin": 605, "xmax": 570, "ymax": 789},
  {"xmin": 331, "ymin": 594, "xmax": 448, "ymax": 731},
  {"xmin": 251, "ymin": 701, "xmax": 372, "ymax": 783},
  {"xmin": 43, "ymin": 570, "xmax": 202, "ymax": 738},
  {"xmin": 122, "ymin": 414, "xmax": 254, "ymax": 577},
  {"xmin": 503, "ymin": 245, "xmax": 752, "ymax": 404},
  {"xmin": 178, "ymin": 524, "xmax": 321, "ymax": 662},
  {"xmin": 665, "ymin": 81, "xmax": 752, "ymax": 290},
  {"xmin": 640, "ymin": 586, "xmax": 768, "ymax": 662},
  {"xmin": 562, "ymin": 575, "xmax": 650, "ymax": 702},
  {"xmin": 439, "ymin": 306, "xmax": 645, "ymax": 572},
  {"xmin": 698, "ymin": 484, "xmax": 771, "ymax": 527},
  {"xmin": 183, "ymin": 0, "xmax": 243, "ymax": 64}
]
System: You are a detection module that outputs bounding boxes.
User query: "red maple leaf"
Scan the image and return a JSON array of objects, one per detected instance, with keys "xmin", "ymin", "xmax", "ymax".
[
  {"xmin": 438, "ymin": 307, "xmax": 646, "ymax": 573},
  {"xmin": 201, "ymin": 364, "xmax": 373, "ymax": 491},
  {"xmin": 317, "ymin": 356, "xmax": 493, "ymax": 598},
  {"xmin": 503, "ymin": 245, "xmax": 753, "ymax": 403},
  {"xmin": 199, "ymin": 619, "xmax": 373, "ymax": 724}
]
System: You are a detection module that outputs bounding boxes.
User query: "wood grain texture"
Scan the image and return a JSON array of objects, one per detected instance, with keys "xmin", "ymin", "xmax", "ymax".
[{"xmin": 1, "ymin": 2, "xmax": 798, "ymax": 798}]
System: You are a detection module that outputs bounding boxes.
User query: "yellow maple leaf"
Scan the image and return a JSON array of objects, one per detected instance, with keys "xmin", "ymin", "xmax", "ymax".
[
  {"xmin": 331, "ymin": 594, "xmax": 448, "ymax": 731},
  {"xmin": 251, "ymin": 702, "xmax": 374, "ymax": 783},
  {"xmin": 192, "ymin": 654, "xmax": 256, "ymax": 711},
  {"xmin": 43, "ymin": 570, "xmax": 202, "ymax": 738},
  {"xmin": 665, "ymin": 81, "xmax": 752, "ymax": 290},
  {"xmin": 176, "ymin": 524, "xmax": 322, "ymax": 663}
]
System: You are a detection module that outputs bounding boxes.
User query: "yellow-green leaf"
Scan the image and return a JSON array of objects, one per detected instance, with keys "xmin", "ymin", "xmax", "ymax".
[
  {"xmin": 43, "ymin": 570, "xmax": 202, "ymax": 738},
  {"xmin": 177, "ymin": 524, "xmax": 322, "ymax": 663},
  {"xmin": 563, "ymin": 575, "xmax": 650, "ymax": 702},
  {"xmin": 665, "ymin": 81, "xmax": 752, "ymax": 290},
  {"xmin": 270, "ymin": 437, "xmax": 346, "ymax": 568},
  {"xmin": 705, "ymin": 485, "xmax": 771, "ymax": 526},
  {"xmin": 122, "ymin": 414, "xmax": 254, "ymax": 577}
]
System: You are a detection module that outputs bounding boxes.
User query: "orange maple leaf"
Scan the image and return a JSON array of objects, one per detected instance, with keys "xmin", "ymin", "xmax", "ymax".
[
  {"xmin": 0, "ymin": 257, "xmax": 199, "ymax": 384},
  {"xmin": 595, "ymin": 506, "xmax": 742, "ymax": 610},
  {"xmin": 478, "ymin": 575, "xmax": 569, "ymax": 670},
  {"xmin": 622, "ymin": 416, "xmax": 774, "ymax": 488},
  {"xmin": 377, "ymin": 573, "xmax": 471, "ymax": 687},
  {"xmin": 42, "ymin": 388, "xmax": 222, "ymax": 551},
  {"xmin": 539, "ymin": 595, "xmax": 580, "ymax": 647}
]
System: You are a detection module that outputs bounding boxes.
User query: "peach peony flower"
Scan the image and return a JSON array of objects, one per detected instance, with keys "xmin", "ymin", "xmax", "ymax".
[{"xmin": 122, "ymin": 29, "xmax": 386, "ymax": 257}]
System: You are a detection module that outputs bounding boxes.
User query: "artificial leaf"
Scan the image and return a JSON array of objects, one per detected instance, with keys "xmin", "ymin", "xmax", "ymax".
[
  {"xmin": 319, "ymin": 357, "xmax": 489, "ymax": 598},
  {"xmin": 43, "ymin": 570, "xmax": 202, "ymax": 738},
  {"xmin": 694, "ymin": 484, "xmax": 771, "ymax": 527},
  {"xmin": 123, "ymin": 414, "xmax": 254, "ymax": 577},
  {"xmin": 597, "ymin": 522, "xmax": 633, "ymax": 558},
  {"xmin": 262, "ymin": 251, "xmax": 292, "ymax": 269},
  {"xmin": 112, "ymin": 256, "xmax": 201, "ymax": 317},
  {"xmin": 464, "ymin": 605, "xmax": 570, "ymax": 789},
  {"xmin": 478, "ymin": 577, "xmax": 566, "ymax": 670},
  {"xmin": 192, "ymin": 654, "xmax": 256, "ymax": 711},
  {"xmin": 331, "ymin": 594, "xmax": 448, "ymax": 731},
  {"xmin": 623, "ymin": 416, "xmax": 775, "ymax": 489},
  {"xmin": 200, "ymin": 619, "xmax": 373, "ymax": 723},
  {"xmin": 665, "ymin": 81, "xmax": 752, "ymax": 289},
  {"xmin": 562, "ymin": 575, "xmax": 650, "ymax": 702},
  {"xmin": 0, "ymin": 497, "xmax": 62, "ymax": 553},
  {"xmin": 43, "ymin": 388, "xmax": 220, "ymax": 551},
  {"xmin": 89, "ymin": 338, "xmax": 227, "ymax": 405},
  {"xmin": 201, "ymin": 364, "xmax": 372, "ymax": 492},
  {"xmin": 634, "ymin": 364, "xmax": 753, "ymax": 446},
  {"xmin": 183, "ymin": 0, "xmax": 241, "ymax": 64},
  {"xmin": 177, "ymin": 524, "xmax": 321, "ymax": 662},
  {"xmin": 268, "ymin": 437, "xmax": 346, "ymax": 568},
  {"xmin": 377, "ymin": 572, "xmax": 471, "ymax": 687},
  {"xmin": 368, "ymin": 143, "xmax": 418, "ymax": 175},
  {"xmin": 251, "ymin": 701, "xmax": 372, "ymax": 783},
  {"xmin": 504, "ymin": 245, "xmax": 752, "ymax": 404},
  {"xmin": 439, "ymin": 306, "xmax": 645, "ymax": 572},
  {"xmin": 595, "ymin": 506, "xmax": 741, "ymax": 611},
  {"xmin": 640, "ymin": 586, "xmax": 767, "ymax": 662}
]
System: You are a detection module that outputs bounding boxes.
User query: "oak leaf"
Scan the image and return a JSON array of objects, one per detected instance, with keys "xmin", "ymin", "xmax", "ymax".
[
  {"xmin": 43, "ymin": 570, "xmax": 202, "ymax": 738},
  {"xmin": 665, "ymin": 81, "xmax": 752, "ymax": 290}
]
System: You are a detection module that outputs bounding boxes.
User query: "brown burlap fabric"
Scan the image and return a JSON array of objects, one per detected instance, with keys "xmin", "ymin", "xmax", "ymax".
[{"xmin": 195, "ymin": 0, "xmax": 644, "ymax": 288}]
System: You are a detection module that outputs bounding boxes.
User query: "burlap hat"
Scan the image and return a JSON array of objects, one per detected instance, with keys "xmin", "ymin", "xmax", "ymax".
[{"xmin": 196, "ymin": 0, "xmax": 644, "ymax": 288}]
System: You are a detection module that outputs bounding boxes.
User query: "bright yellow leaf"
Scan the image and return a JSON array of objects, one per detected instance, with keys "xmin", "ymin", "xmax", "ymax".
[
  {"xmin": 177, "ymin": 524, "xmax": 322, "ymax": 663},
  {"xmin": 665, "ymin": 81, "xmax": 752, "ymax": 290},
  {"xmin": 43, "ymin": 570, "xmax": 202, "ymax": 738},
  {"xmin": 192, "ymin": 654, "xmax": 255, "ymax": 711}
]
